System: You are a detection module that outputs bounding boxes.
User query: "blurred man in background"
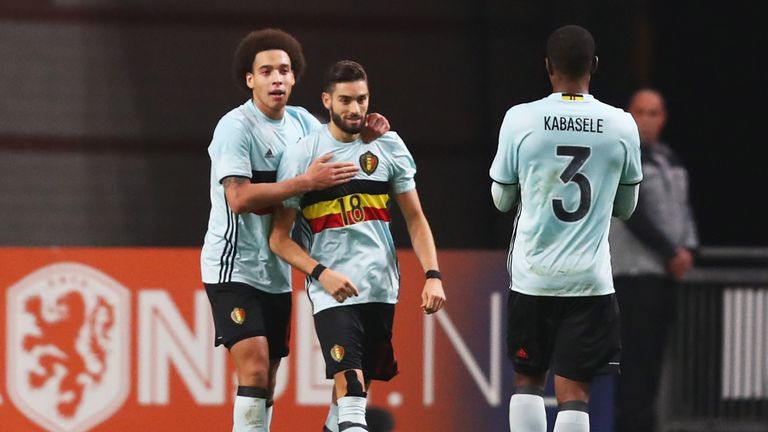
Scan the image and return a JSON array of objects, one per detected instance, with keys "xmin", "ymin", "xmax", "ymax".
[{"xmin": 610, "ymin": 88, "xmax": 699, "ymax": 432}]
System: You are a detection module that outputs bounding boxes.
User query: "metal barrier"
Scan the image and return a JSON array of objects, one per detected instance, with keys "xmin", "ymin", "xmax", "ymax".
[{"xmin": 662, "ymin": 247, "xmax": 768, "ymax": 432}]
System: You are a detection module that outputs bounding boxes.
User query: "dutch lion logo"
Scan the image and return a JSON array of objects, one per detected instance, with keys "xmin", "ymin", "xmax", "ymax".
[{"xmin": 6, "ymin": 262, "xmax": 130, "ymax": 432}]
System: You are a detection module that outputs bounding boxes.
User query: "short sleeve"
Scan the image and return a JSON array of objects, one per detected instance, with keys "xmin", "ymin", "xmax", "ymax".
[
  {"xmin": 209, "ymin": 116, "xmax": 252, "ymax": 183},
  {"xmin": 389, "ymin": 133, "xmax": 417, "ymax": 194},
  {"xmin": 620, "ymin": 114, "xmax": 643, "ymax": 185},
  {"xmin": 489, "ymin": 109, "xmax": 520, "ymax": 185},
  {"xmin": 277, "ymin": 137, "xmax": 313, "ymax": 208}
]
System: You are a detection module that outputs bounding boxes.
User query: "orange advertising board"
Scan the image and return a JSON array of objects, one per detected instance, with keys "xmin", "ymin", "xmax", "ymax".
[{"xmin": 1, "ymin": 248, "xmax": 518, "ymax": 431}]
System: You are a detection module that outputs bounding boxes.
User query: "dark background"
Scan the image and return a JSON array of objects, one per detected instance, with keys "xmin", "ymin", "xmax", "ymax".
[{"xmin": 0, "ymin": 0, "xmax": 763, "ymax": 248}]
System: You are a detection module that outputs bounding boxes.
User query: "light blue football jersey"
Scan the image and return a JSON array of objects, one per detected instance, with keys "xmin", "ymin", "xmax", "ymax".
[
  {"xmin": 251, "ymin": 104, "xmax": 322, "ymax": 147},
  {"xmin": 200, "ymin": 100, "xmax": 321, "ymax": 293},
  {"xmin": 277, "ymin": 127, "xmax": 416, "ymax": 314},
  {"xmin": 490, "ymin": 93, "xmax": 642, "ymax": 296}
]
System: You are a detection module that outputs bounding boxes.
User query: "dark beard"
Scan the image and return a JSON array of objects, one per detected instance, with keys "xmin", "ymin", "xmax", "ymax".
[{"xmin": 330, "ymin": 111, "xmax": 363, "ymax": 135}]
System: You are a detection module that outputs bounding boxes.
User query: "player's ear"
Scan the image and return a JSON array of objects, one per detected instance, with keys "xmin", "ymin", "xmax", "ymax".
[
  {"xmin": 322, "ymin": 92, "xmax": 331, "ymax": 110},
  {"xmin": 590, "ymin": 56, "xmax": 599, "ymax": 74},
  {"xmin": 246, "ymin": 72, "xmax": 255, "ymax": 90},
  {"xmin": 545, "ymin": 58, "xmax": 554, "ymax": 77}
]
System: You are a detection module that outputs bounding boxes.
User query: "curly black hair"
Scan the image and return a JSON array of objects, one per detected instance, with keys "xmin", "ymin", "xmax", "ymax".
[{"xmin": 232, "ymin": 28, "xmax": 306, "ymax": 93}]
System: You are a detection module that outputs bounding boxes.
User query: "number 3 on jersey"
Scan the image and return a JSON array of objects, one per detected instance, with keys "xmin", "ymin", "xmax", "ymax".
[{"xmin": 553, "ymin": 145, "xmax": 592, "ymax": 222}]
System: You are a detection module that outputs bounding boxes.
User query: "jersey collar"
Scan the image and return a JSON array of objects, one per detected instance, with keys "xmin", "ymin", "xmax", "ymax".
[
  {"xmin": 248, "ymin": 99, "xmax": 286, "ymax": 128},
  {"xmin": 549, "ymin": 92, "xmax": 595, "ymax": 102}
]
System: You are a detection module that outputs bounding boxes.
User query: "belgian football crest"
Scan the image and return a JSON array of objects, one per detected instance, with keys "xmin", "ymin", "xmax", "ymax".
[
  {"xmin": 330, "ymin": 344, "xmax": 345, "ymax": 362},
  {"xmin": 359, "ymin": 151, "xmax": 379, "ymax": 175},
  {"xmin": 230, "ymin": 307, "xmax": 245, "ymax": 325}
]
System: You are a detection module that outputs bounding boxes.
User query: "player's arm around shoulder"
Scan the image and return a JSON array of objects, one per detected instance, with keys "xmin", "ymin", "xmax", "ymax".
[
  {"xmin": 221, "ymin": 172, "xmax": 313, "ymax": 215},
  {"xmin": 223, "ymin": 161, "xmax": 355, "ymax": 216},
  {"xmin": 360, "ymin": 112, "xmax": 391, "ymax": 143},
  {"xmin": 285, "ymin": 134, "xmax": 360, "ymax": 191},
  {"xmin": 363, "ymin": 129, "xmax": 401, "ymax": 149},
  {"xmin": 210, "ymin": 115, "xmax": 274, "ymax": 215},
  {"xmin": 394, "ymin": 189, "xmax": 446, "ymax": 314},
  {"xmin": 226, "ymin": 134, "xmax": 353, "ymax": 216}
]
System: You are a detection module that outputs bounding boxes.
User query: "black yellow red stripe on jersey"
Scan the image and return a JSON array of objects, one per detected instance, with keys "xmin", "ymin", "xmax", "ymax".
[{"xmin": 300, "ymin": 179, "xmax": 390, "ymax": 233}]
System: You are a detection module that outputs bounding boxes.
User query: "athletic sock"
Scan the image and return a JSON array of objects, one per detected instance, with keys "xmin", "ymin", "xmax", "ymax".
[
  {"xmin": 323, "ymin": 403, "xmax": 339, "ymax": 432},
  {"xmin": 233, "ymin": 386, "xmax": 268, "ymax": 432},
  {"xmin": 337, "ymin": 396, "xmax": 368, "ymax": 431},
  {"xmin": 508, "ymin": 393, "xmax": 546, "ymax": 432},
  {"xmin": 553, "ymin": 401, "xmax": 589, "ymax": 432}
]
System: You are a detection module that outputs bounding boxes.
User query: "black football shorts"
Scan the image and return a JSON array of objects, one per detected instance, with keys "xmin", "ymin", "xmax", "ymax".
[
  {"xmin": 506, "ymin": 290, "xmax": 621, "ymax": 382},
  {"xmin": 204, "ymin": 282, "xmax": 291, "ymax": 357},
  {"xmin": 313, "ymin": 303, "xmax": 399, "ymax": 381}
]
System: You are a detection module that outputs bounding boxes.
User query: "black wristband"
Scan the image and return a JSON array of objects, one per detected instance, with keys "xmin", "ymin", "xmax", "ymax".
[
  {"xmin": 311, "ymin": 263, "xmax": 327, "ymax": 280},
  {"xmin": 425, "ymin": 269, "xmax": 442, "ymax": 280}
]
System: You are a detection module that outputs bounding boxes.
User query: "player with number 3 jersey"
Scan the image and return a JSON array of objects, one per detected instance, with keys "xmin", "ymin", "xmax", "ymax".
[
  {"xmin": 490, "ymin": 25, "xmax": 642, "ymax": 432},
  {"xmin": 490, "ymin": 89, "xmax": 642, "ymax": 297}
]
